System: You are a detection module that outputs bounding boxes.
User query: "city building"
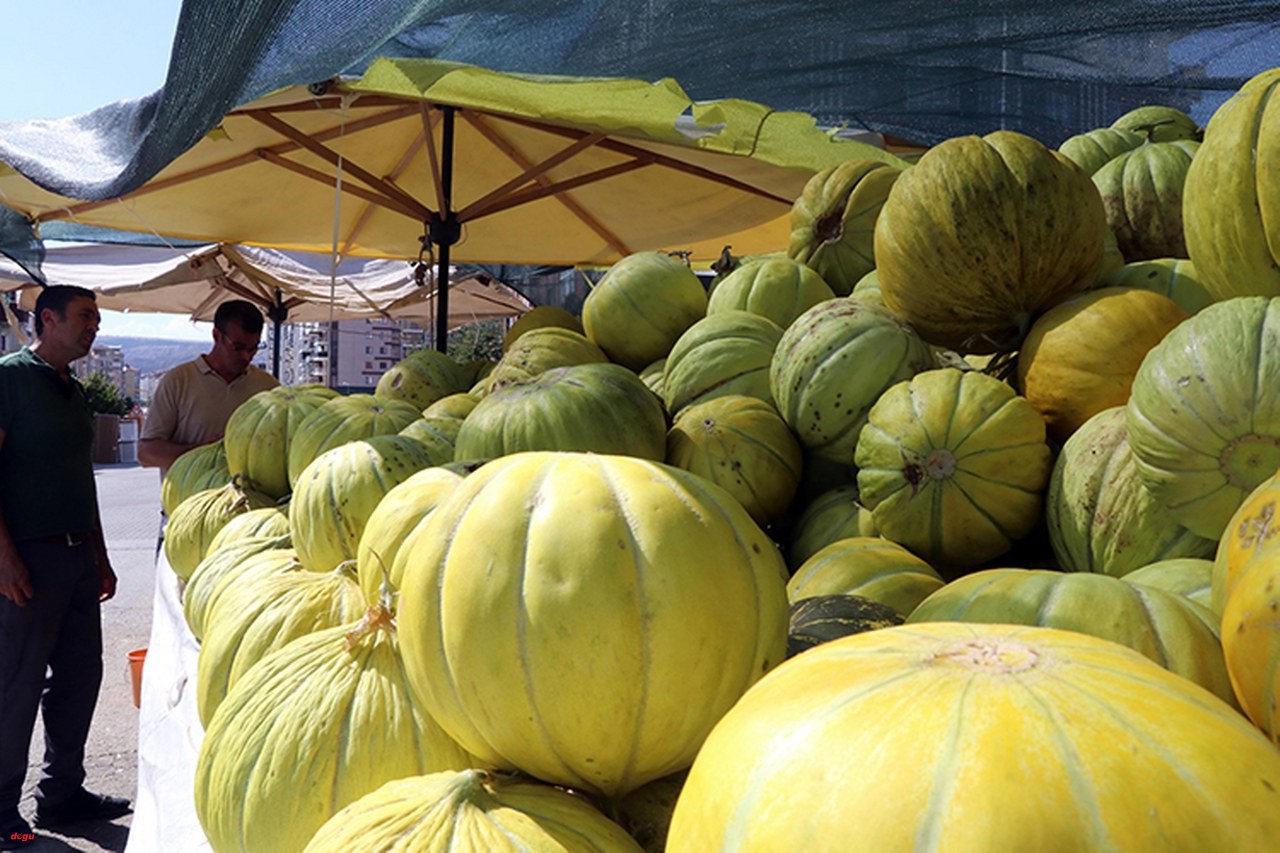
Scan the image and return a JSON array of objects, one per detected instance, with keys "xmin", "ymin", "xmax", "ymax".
[{"xmin": 292, "ymin": 318, "xmax": 431, "ymax": 393}]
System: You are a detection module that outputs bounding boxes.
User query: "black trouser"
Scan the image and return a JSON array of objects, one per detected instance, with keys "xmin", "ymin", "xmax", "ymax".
[{"xmin": 0, "ymin": 540, "xmax": 103, "ymax": 814}]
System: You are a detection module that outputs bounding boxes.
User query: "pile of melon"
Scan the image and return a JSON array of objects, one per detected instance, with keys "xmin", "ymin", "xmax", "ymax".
[{"xmin": 164, "ymin": 67, "xmax": 1280, "ymax": 852}]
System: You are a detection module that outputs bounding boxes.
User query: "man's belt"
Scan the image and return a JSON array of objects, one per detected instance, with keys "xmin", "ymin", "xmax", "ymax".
[{"xmin": 22, "ymin": 532, "xmax": 90, "ymax": 547}]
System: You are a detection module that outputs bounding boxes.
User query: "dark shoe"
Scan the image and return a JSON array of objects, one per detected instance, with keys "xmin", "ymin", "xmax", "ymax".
[
  {"xmin": 33, "ymin": 789, "xmax": 131, "ymax": 827},
  {"xmin": 0, "ymin": 812, "xmax": 35, "ymax": 849}
]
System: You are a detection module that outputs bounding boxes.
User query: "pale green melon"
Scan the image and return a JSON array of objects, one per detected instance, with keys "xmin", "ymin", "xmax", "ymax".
[
  {"xmin": 665, "ymin": 395, "xmax": 802, "ymax": 525},
  {"xmin": 787, "ymin": 158, "xmax": 903, "ymax": 295},
  {"xmin": 1047, "ymin": 406, "xmax": 1214, "ymax": 575},
  {"xmin": 770, "ymin": 298, "xmax": 933, "ymax": 481},
  {"xmin": 662, "ymin": 311, "xmax": 783, "ymax": 416},
  {"xmin": 1098, "ymin": 257, "xmax": 1213, "ymax": 314},
  {"xmin": 581, "ymin": 251, "xmax": 707, "ymax": 370},
  {"xmin": 1182, "ymin": 68, "xmax": 1280, "ymax": 300},
  {"xmin": 907, "ymin": 568, "xmax": 1235, "ymax": 703},
  {"xmin": 289, "ymin": 434, "xmax": 434, "ymax": 572},
  {"xmin": 1058, "ymin": 126, "xmax": 1146, "ymax": 175},
  {"xmin": 454, "ymin": 363, "xmax": 667, "ymax": 463},
  {"xmin": 374, "ymin": 348, "xmax": 468, "ymax": 410},
  {"xmin": 1126, "ymin": 296, "xmax": 1280, "ymax": 540},
  {"xmin": 705, "ymin": 256, "xmax": 835, "ymax": 329},
  {"xmin": 286, "ymin": 394, "xmax": 422, "ymax": 488}
]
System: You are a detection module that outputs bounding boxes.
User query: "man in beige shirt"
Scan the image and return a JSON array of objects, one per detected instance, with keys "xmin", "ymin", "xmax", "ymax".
[{"xmin": 139, "ymin": 300, "xmax": 279, "ymax": 479}]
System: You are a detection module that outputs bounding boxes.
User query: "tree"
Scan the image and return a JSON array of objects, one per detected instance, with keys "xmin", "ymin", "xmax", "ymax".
[
  {"xmin": 446, "ymin": 319, "xmax": 504, "ymax": 363},
  {"xmin": 81, "ymin": 371, "xmax": 132, "ymax": 416}
]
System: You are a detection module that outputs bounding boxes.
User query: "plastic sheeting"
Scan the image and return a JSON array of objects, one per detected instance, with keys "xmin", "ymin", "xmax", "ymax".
[{"xmin": 128, "ymin": 551, "xmax": 210, "ymax": 852}]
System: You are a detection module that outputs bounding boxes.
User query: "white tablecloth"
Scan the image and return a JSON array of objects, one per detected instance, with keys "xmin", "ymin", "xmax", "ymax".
[{"xmin": 125, "ymin": 552, "xmax": 211, "ymax": 852}]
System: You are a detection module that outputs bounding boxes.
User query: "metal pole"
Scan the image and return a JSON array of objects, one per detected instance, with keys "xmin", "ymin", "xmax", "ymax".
[
  {"xmin": 266, "ymin": 288, "xmax": 288, "ymax": 379},
  {"xmin": 432, "ymin": 105, "xmax": 460, "ymax": 354}
]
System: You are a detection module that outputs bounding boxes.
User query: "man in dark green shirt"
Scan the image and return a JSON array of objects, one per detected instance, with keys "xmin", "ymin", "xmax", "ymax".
[{"xmin": 0, "ymin": 285, "xmax": 131, "ymax": 847}]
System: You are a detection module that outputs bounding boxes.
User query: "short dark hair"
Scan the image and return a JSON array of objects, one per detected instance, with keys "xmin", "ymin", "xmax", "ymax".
[
  {"xmin": 213, "ymin": 300, "xmax": 265, "ymax": 336},
  {"xmin": 34, "ymin": 285, "xmax": 96, "ymax": 336}
]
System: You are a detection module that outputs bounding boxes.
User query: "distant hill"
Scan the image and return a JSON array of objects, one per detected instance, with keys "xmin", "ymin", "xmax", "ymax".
[{"xmin": 97, "ymin": 336, "xmax": 207, "ymax": 374}]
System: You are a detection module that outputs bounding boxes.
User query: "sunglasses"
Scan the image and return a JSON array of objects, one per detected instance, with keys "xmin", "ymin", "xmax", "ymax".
[{"xmin": 220, "ymin": 330, "xmax": 265, "ymax": 354}]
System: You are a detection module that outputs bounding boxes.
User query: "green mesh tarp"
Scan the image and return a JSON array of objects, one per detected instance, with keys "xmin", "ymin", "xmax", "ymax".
[{"xmin": 2, "ymin": 0, "xmax": 1278, "ymax": 275}]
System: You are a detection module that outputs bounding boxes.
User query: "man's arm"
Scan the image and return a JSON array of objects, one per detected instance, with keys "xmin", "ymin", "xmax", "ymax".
[
  {"xmin": 91, "ymin": 502, "xmax": 116, "ymax": 602},
  {"xmin": 0, "ymin": 428, "xmax": 33, "ymax": 606},
  {"xmin": 138, "ymin": 367, "xmax": 203, "ymax": 470},
  {"xmin": 138, "ymin": 436, "xmax": 208, "ymax": 470}
]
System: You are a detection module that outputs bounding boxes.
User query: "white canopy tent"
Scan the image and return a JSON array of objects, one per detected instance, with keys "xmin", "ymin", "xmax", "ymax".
[{"xmin": 0, "ymin": 240, "xmax": 534, "ymax": 373}]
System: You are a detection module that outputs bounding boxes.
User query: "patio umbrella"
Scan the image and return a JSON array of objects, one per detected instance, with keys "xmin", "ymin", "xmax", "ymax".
[
  {"xmin": 0, "ymin": 240, "xmax": 532, "ymax": 374},
  {"xmin": 0, "ymin": 58, "xmax": 904, "ymax": 350}
]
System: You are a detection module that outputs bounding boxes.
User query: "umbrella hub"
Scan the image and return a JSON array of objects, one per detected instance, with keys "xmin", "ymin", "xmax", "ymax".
[{"xmin": 427, "ymin": 212, "xmax": 461, "ymax": 249}]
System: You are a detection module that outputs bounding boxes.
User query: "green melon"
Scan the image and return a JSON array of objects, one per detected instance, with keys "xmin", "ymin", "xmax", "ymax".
[
  {"xmin": 1098, "ymin": 257, "xmax": 1213, "ymax": 314},
  {"xmin": 786, "ymin": 536, "xmax": 944, "ymax": 618},
  {"xmin": 286, "ymin": 394, "xmax": 423, "ymax": 488},
  {"xmin": 581, "ymin": 252, "xmax": 707, "ymax": 371},
  {"xmin": 665, "ymin": 395, "xmax": 802, "ymax": 525},
  {"xmin": 1092, "ymin": 140, "xmax": 1199, "ymax": 261},
  {"xmin": 785, "ymin": 485, "xmax": 879, "ymax": 569},
  {"xmin": 484, "ymin": 326, "xmax": 608, "ymax": 392},
  {"xmin": 163, "ymin": 479, "xmax": 276, "ymax": 581},
  {"xmin": 855, "ymin": 369, "xmax": 1051, "ymax": 573},
  {"xmin": 770, "ymin": 298, "xmax": 933, "ymax": 481},
  {"xmin": 787, "ymin": 158, "xmax": 904, "ymax": 295},
  {"xmin": 706, "ymin": 255, "xmax": 835, "ymax": 328},
  {"xmin": 161, "ymin": 440, "xmax": 230, "ymax": 517},
  {"xmin": 1110, "ymin": 104, "xmax": 1201, "ymax": 143},
  {"xmin": 398, "ymin": 415, "xmax": 461, "ymax": 466},
  {"xmin": 454, "ymin": 363, "xmax": 667, "ymax": 462},
  {"xmin": 374, "ymin": 348, "xmax": 468, "ymax": 410},
  {"xmin": 1057, "ymin": 126, "xmax": 1147, "ymax": 175},
  {"xmin": 502, "ymin": 305, "xmax": 584, "ymax": 352},
  {"xmin": 223, "ymin": 384, "xmax": 340, "ymax": 500},
  {"xmin": 874, "ymin": 131, "xmax": 1108, "ymax": 352},
  {"xmin": 662, "ymin": 311, "xmax": 783, "ymax": 416},
  {"xmin": 785, "ymin": 594, "xmax": 904, "ymax": 658},
  {"xmin": 1123, "ymin": 558, "xmax": 1214, "ymax": 612},
  {"xmin": 289, "ymin": 434, "xmax": 434, "ymax": 572},
  {"xmin": 1046, "ymin": 406, "xmax": 1214, "ymax": 575},
  {"xmin": 907, "ymin": 568, "xmax": 1235, "ymax": 703},
  {"xmin": 1126, "ymin": 296, "xmax": 1280, "ymax": 540},
  {"xmin": 1182, "ymin": 68, "xmax": 1280, "ymax": 300}
]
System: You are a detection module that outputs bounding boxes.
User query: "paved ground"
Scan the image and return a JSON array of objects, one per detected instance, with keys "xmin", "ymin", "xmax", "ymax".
[{"xmin": 17, "ymin": 463, "xmax": 160, "ymax": 852}]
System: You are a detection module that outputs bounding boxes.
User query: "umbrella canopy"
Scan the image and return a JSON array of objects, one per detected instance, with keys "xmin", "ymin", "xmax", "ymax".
[
  {"xmin": 0, "ymin": 58, "xmax": 902, "ymax": 347},
  {"xmin": 0, "ymin": 240, "xmax": 533, "ymax": 372},
  {"xmin": 0, "ymin": 241, "xmax": 531, "ymax": 325}
]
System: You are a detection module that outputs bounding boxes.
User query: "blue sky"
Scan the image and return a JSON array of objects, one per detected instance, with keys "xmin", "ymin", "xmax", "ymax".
[
  {"xmin": 2, "ymin": 1, "xmax": 211, "ymax": 340},
  {"xmin": 0, "ymin": 1, "xmax": 182, "ymax": 120}
]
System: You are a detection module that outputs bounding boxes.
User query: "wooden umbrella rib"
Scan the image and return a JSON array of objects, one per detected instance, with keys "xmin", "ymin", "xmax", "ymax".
[
  {"xmin": 257, "ymin": 150, "xmax": 427, "ymax": 221},
  {"xmin": 245, "ymin": 109, "xmax": 431, "ymax": 220},
  {"xmin": 418, "ymin": 103, "xmax": 446, "ymax": 217},
  {"xmin": 496, "ymin": 113, "xmax": 797, "ymax": 205},
  {"xmin": 455, "ymin": 114, "xmax": 605, "ymax": 221},
  {"xmin": 341, "ymin": 126, "xmax": 429, "ymax": 256},
  {"xmin": 473, "ymin": 159, "xmax": 648, "ymax": 219},
  {"xmin": 456, "ymin": 114, "xmax": 631, "ymax": 255},
  {"xmin": 37, "ymin": 104, "xmax": 425, "ymax": 224},
  {"xmin": 35, "ymin": 151, "xmax": 268, "ymax": 223}
]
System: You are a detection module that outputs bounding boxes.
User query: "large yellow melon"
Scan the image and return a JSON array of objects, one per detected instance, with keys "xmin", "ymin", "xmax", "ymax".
[
  {"xmin": 396, "ymin": 451, "xmax": 789, "ymax": 799},
  {"xmin": 667, "ymin": 622, "xmax": 1280, "ymax": 851}
]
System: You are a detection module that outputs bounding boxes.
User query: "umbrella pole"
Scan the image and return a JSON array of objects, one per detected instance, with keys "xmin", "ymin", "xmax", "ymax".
[
  {"xmin": 266, "ymin": 288, "xmax": 288, "ymax": 379},
  {"xmin": 429, "ymin": 105, "xmax": 460, "ymax": 354}
]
